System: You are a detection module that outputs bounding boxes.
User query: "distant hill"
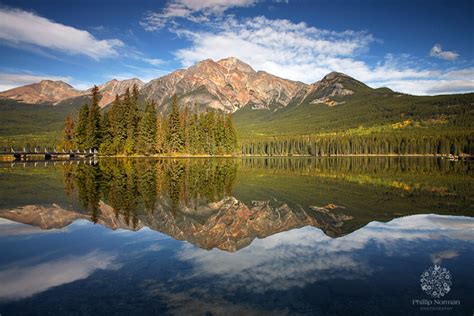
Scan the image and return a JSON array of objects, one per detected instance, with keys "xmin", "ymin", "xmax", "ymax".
[
  {"xmin": 233, "ymin": 74, "xmax": 474, "ymax": 140},
  {"xmin": 0, "ymin": 80, "xmax": 82, "ymax": 105}
]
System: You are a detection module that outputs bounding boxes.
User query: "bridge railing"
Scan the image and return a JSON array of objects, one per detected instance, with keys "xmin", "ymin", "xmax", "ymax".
[{"xmin": 1, "ymin": 147, "xmax": 99, "ymax": 155}]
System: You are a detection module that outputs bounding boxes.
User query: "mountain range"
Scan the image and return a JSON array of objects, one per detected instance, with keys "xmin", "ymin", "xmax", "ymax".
[
  {"xmin": 0, "ymin": 198, "xmax": 353, "ymax": 252},
  {"xmin": 0, "ymin": 57, "xmax": 372, "ymax": 111},
  {"xmin": 0, "ymin": 57, "xmax": 472, "ymax": 146}
]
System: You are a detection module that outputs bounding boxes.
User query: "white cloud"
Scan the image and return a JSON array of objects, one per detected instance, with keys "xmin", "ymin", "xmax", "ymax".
[
  {"xmin": 143, "ymin": 58, "xmax": 165, "ymax": 66},
  {"xmin": 430, "ymin": 43, "xmax": 459, "ymax": 61},
  {"xmin": 0, "ymin": 251, "xmax": 118, "ymax": 300},
  {"xmin": 173, "ymin": 16, "xmax": 473, "ymax": 95},
  {"xmin": 141, "ymin": 0, "xmax": 258, "ymax": 31},
  {"xmin": 177, "ymin": 214, "xmax": 474, "ymax": 292},
  {"xmin": 0, "ymin": 8, "xmax": 123, "ymax": 60},
  {"xmin": 175, "ymin": 16, "xmax": 374, "ymax": 82}
]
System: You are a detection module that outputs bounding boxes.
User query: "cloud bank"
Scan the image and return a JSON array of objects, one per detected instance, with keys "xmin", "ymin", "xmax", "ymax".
[
  {"xmin": 169, "ymin": 15, "xmax": 472, "ymax": 95},
  {"xmin": 0, "ymin": 8, "xmax": 123, "ymax": 59},
  {"xmin": 177, "ymin": 214, "xmax": 474, "ymax": 292},
  {"xmin": 0, "ymin": 251, "xmax": 118, "ymax": 300},
  {"xmin": 141, "ymin": 0, "xmax": 258, "ymax": 30}
]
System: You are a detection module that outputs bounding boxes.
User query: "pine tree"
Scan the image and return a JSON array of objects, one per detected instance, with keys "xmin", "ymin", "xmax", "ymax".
[
  {"xmin": 124, "ymin": 87, "xmax": 139, "ymax": 154},
  {"xmin": 75, "ymin": 104, "xmax": 89, "ymax": 148},
  {"xmin": 224, "ymin": 114, "xmax": 237, "ymax": 154},
  {"xmin": 99, "ymin": 111, "xmax": 112, "ymax": 154},
  {"xmin": 167, "ymin": 95, "xmax": 184, "ymax": 153},
  {"xmin": 202, "ymin": 110, "xmax": 216, "ymax": 154},
  {"xmin": 188, "ymin": 112, "xmax": 200, "ymax": 154},
  {"xmin": 132, "ymin": 83, "xmax": 140, "ymax": 107},
  {"xmin": 86, "ymin": 85, "xmax": 102, "ymax": 149},
  {"xmin": 215, "ymin": 113, "xmax": 225, "ymax": 154},
  {"xmin": 180, "ymin": 106, "xmax": 190, "ymax": 153},
  {"xmin": 111, "ymin": 94, "xmax": 128, "ymax": 153},
  {"xmin": 63, "ymin": 115, "xmax": 75, "ymax": 150},
  {"xmin": 138, "ymin": 100, "xmax": 157, "ymax": 155},
  {"xmin": 156, "ymin": 114, "xmax": 167, "ymax": 154}
]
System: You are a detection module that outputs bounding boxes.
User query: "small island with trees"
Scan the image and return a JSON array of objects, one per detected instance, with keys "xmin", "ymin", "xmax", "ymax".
[
  {"xmin": 64, "ymin": 85, "xmax": 238, "ymax": 156},
  {"xmin": 59, "ymin": 84, "xmax": 473, "ymax": 159}
]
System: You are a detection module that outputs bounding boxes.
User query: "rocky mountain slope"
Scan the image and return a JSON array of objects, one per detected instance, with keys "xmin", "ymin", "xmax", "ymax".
[
  {"xmin": 0, "ymin": 197, "xmax": 353, "ymax": 252},
  {"xmin": 0, "ymin": 80, "xmax": 82, "ymax": 105},
  {"xmin": 94, "ymin": 78, "xmax": 144, "ymax": 107},
  {"xmin": 141, "ymin": 57, "xmax": 307, "ymax": 112},
  {"xmin": 0, "ymin": 78, "xmax": 144, "ymax": 108},
  {"xmin": 0, "ymin": 57, "xmax": 367, "ymax": 111}
]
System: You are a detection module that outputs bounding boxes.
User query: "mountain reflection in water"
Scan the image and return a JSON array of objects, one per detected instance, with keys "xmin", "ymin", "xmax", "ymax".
[
  {"xmin": 0, "ymin": 157, "xmax": 472, "ymax": 251},
  {"xmin": 0, "ymin": 157, "xmax": 473, "ymax": 315}
]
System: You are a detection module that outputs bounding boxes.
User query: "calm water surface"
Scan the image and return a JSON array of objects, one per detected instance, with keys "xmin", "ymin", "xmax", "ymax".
[{"xmin": 0, "ymin": 157, "xmax": 473, "ymax": 315}]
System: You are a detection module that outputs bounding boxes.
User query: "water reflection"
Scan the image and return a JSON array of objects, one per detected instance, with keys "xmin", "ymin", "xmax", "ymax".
[
  {"xmin": 0, "ymin": 214, "xmax": 472, "ymax": 314},
  {"xmin": 0, "ymin": 157, "xmax": 473, "ymax": 314},
  {"xmin": 0, "ymin": 157, "xmax": 472, "ymax": 251}
]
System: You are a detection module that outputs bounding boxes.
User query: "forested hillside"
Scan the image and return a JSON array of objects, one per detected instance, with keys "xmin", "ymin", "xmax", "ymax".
[{"xmin": 234, "ymin": 88, "xmax": 474, "ymax": 156}]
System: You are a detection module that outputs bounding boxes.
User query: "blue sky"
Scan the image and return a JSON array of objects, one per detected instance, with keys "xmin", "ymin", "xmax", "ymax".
[{"xmin": 0, "ymin": 0, "xmax": 472, "ymax": 95}]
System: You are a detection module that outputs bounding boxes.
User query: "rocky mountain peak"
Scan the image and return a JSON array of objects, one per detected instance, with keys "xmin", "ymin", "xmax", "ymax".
[
  {"xmin": 217, "ymin": 57, "xmax": 255, "ymax": 73},
  {"xmin": 321, "ymin": 71, "xmax": 351, "ymax": 81},
  {"xmin": 301, "ymin": 71, "xmax": 367, "ymax": 106},
  {"xmin": 141, "ymin": 57, "xmax": 307, "ymax": 113},
  {"xmin": 96, "ymin": 78, "xmax": 145, "ymax": 107}
]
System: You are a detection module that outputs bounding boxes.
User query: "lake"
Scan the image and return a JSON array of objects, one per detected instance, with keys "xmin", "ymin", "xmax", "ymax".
[{"xmin": 0, "ymin": 157, "xmax": 473, "ymax": 315}]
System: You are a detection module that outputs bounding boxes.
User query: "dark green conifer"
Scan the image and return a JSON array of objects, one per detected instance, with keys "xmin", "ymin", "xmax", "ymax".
[
  {"xmin": 138, "ymin": 100, "xmax": 157, "ymax": 155},
  {"xmin": 167, "ymin": 95, "xmax": 184, "ymax": 153}
]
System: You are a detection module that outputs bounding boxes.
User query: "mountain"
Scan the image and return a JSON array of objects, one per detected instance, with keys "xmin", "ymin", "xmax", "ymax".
[
  {"xmin": 300, "ymin": 71, "xmax": 372, "ymax": 106},
  {"xmin": 0, "ymin": 199, "xmax": 354, "ymax": 252},
  {"xmin": 141, "ymin": 57, "xmax": 306, "ymax": 112},
  {"xmin": 0, "ymin": 57, "xmax": 384, "ymax": 112},
  {"xmin": 0, "ymin": 78, "xmax": 144, "ymax": 108},
  {"xmin": 0, "ymin": 80, "xmax": 82, "ymax": 105},
  {"xmin": 95, "ymin": 78, "xmax": 144, "ymax": 107}
]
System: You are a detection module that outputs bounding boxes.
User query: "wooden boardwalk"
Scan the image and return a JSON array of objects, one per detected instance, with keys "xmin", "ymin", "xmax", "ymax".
[{"xmin": 0, "ymin": 148, "xmax": 98, "ymax": 161}]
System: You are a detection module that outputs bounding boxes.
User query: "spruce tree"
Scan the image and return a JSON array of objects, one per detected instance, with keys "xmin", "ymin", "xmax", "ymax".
[
  {"xmin": 99, "ymin": 111, "xmax": 112, "ymax": 154},
  {"xmin": 188, "ymin": 112, "xmax": 200, "ymax": 154},
  {"xmin": 215, "ymin": 113, "xmax": 225, "ymax": 154},
  {"xmin": 63, "ymin": 115, "xmax": 75, "ymax": 150},
  {"xmin": 124, "ymin": 87, "xmax": 139, "ymax": 154},
  {"xmin": 111, "ymin": 94, "xmax": 128, "ymax": 152},
  {"xmin": 202, "ymin": 110, "xmax": 216, "ymax": 154},
  {"xmin": 155, "ymin": 114, "xmax": 167, "ymax": 154},
  {"xmin": 86, "ymin": 85, "xmax": 102, "ymax": 149},
  {"xmin": 167, "ymin": 95, "xmax": 184, "ymax": 153},
  {"xmin": 138, "ymin": 100, "xmax": 157, "ymax": 155},
  {"xmin": 224, "ymin": 114, "xmax": 237, "ymax": 154},
  {"xmin": 180, "ymin": 106, "xmax": 190, "ymax": 153},
  {"xmin": 75, "ymin": 104, "xmax": 89, "ymax": 148}
]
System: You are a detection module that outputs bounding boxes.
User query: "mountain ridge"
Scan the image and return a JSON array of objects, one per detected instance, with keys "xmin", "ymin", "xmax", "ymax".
[{"xmin": 0, "ymin": 57, "xmax": 373, "ymax": 112}]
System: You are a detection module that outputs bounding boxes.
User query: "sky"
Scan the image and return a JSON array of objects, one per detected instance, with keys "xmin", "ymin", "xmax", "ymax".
[{"xmin": 0, "ymin": 0, "xmax": 472, "ymax": 95}]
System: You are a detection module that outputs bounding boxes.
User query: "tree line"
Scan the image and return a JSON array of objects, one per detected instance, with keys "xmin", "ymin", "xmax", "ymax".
[
  {"xmin": 240, "ymin": 133, "xmax": 474, "ymax": 157},
  {"xmin": 63, "ymin": 85, "xmax": 238, "ymax": 155},
  {"xmin": 65, "ymin": 159, "xmax": 237, "ymax": 226}
]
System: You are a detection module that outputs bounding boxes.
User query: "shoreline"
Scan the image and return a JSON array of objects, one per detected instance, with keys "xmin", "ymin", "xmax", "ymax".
[
  {"xmin": 1, "ymin": 153, "xmax": 471, "ymax": 163},
  {"xmin": 103, "ymin": 153, "xmax": 470, "ymax": 159}
]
